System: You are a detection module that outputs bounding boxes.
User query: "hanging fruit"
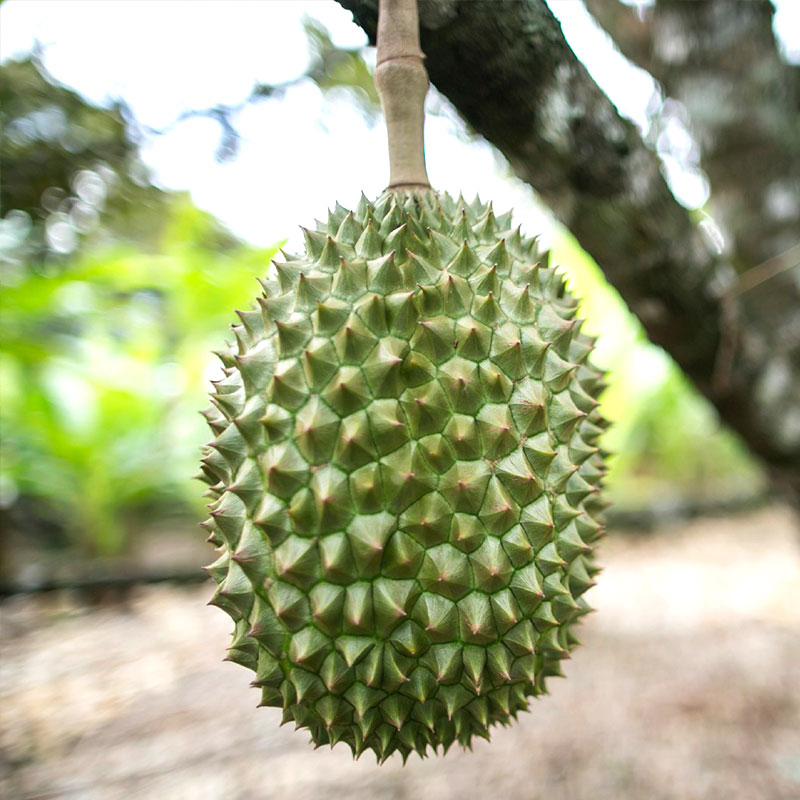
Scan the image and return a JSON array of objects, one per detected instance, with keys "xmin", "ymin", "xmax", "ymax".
[{"xmin": 199, "ymin": 0, "xmax": 607, "ymax": 762}]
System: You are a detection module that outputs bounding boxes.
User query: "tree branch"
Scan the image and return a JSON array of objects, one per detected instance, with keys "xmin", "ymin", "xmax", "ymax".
[{"xmin": 336, "ymin": 0, "xmax": 800, "ymax": 506}]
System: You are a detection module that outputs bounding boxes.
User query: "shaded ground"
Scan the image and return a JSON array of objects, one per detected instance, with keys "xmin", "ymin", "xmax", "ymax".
[{"xmin": 1, "ymin": 506, "xmax": 799, "ymax": 800}]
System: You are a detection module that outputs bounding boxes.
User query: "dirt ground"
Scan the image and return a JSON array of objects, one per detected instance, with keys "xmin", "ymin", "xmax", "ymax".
[{"xmin": 1, "ymin": 506, "xmax": 799, "ymax": 800}]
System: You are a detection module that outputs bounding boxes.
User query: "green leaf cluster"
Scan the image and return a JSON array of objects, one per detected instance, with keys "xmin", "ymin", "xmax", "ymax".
[{"xmin": 0, "ymin": 197, "xmax": 279, "ymax": 554}]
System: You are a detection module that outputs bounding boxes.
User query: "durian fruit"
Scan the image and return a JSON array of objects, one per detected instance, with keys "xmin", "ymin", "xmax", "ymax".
[{"xmin": 198, "ymin": 189, "xmax": 608, "ymax": 761}]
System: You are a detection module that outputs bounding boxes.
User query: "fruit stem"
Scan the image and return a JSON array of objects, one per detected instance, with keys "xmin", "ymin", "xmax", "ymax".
[{"xmin": 375, "ymin": 0, "xmax": 431, "ymax": 192}]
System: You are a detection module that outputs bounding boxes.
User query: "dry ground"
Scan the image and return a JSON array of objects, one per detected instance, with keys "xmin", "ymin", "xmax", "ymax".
[{"xmin": 1, "ymin": 506, "xmax": 799, "ymax": 800}]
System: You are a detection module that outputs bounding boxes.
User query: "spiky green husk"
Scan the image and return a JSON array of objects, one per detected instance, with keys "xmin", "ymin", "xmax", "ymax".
[{"xmin": 199, "ymin": 191, "xmax": 608, "ymax": 762}]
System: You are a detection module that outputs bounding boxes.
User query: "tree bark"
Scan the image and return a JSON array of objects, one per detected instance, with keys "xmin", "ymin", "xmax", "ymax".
[
  {"xmin": 337, "ymin": 0, "xmax": 800, "ymax": 507},
  {"xmin": 584, "ymin": 0, "xmax": 800, "ymax": 491},
  {"xmin": 585, "ymin": 0, "xmax": 800, "ymax": 270}
]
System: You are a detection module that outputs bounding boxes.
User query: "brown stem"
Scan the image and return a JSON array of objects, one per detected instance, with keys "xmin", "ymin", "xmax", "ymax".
[{"xmin": 375, "ymin": 0, "xmax": 430, "ymax": 190}]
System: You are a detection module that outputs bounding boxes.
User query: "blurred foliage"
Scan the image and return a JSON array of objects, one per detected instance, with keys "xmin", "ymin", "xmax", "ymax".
[
  {"xmin": 302, "ymin": 17, "xmax": 380, "ymax": 121},
  {"xmin": 0, "ymin": 198, "xmax": 278, "ymax": 555},
  {"xmin": 0, "ymin": 33, "xmax": 765, "ymax": 562},
  {"xmin": 0, "ymin": 55, "xmax": 171, "ymax": 267},
  {"xmin": 0, "ymin": 55, "xmax": 279, "ymax": 556}
]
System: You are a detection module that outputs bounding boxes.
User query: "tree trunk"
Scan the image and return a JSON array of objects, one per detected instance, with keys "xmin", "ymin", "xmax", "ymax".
[
  {"xmin": 584, "ymin": 0, "xmax": 800, "ymax": 270},
  {"xmin": 336, "ymin": 0, "xmax": 800, "ymax": 507}
]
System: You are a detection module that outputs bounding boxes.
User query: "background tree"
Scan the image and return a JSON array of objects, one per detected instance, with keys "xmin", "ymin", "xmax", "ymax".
[
  {"xmin": 336, "ymin": 0, "xmax": 800, "ymax": 507},
  {"xmin": 0, "ymin": 54, "xmax": 175, "ymax": 265},
  {"xmin": 0, "ymin": 56, "xmax": 277, "ymax": 557}
]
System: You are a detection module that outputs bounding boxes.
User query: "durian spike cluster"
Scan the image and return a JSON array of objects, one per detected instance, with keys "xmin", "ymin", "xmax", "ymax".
[{"xmin": 199, "ymin": 191, "xmax": 608, "ymax": 762}]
